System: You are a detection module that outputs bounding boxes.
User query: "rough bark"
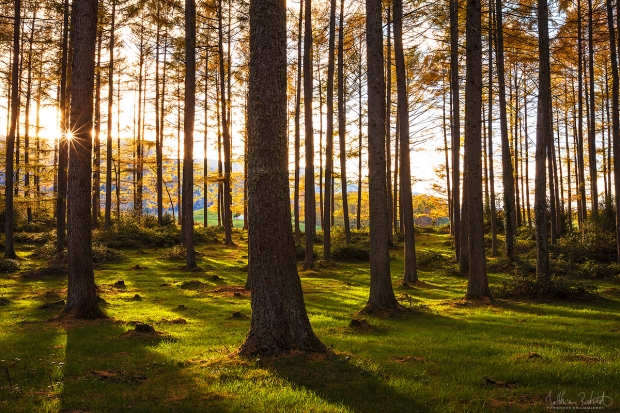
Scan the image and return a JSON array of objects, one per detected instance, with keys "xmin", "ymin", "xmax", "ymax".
[
  {"xmin": 450, "ymin": 0, "xmax": 461, "ymax": 260},
  {"xmin": 338, "ymin": 0, "xmax": 351, "ymax": 244},
  {"xmin": 361, "ymin": 0, "xmax": 401, "ymax": 314},
  {"xmin": 394, "ymin": 0, "xmax": 417, "ymax": 283},
  {"xmin": 184, "ymin": 0, "xmax": 197, "ymax": 269},
  {"xmin": 5, "ymin": 0, "xmax": 20, "ymax": 259},
  {"xmin": 61, "ymin": 0, "xmax": 106, "ymax": 319},
  {"xmin": 294, "ymin": 0, "xmax": 302, "ymax": 244},
  {"xmin": 303, "ymin": 0, "xmax": 315, "ymax": 269},
  {"xmin": 494, "ymin": 0, "xmax": 516, "ymax": 261},
  {"xmin": 324, "ymin": 0, "xmax": 336, "ymax": 260},
  {"xmin": 465, "ymin": 0, "xmax": 491, "ymax": 300},
  {"xmin": 587, "ymin": 0, "xmax": 598, "ymax": 218},
  {"xmin": 105, "ymin": 0, "xmax": 116, "ymax": 229},
  {"xmin": 487, "ymin": 4, "xmax": 498, "ymax": 256},
  {"xmin": 535, "ymin": 0, "xmax": 551, "ymax": 282},
  {"xmin": 239, "ymin": 0, "xmax": 325, "ymax": 356}
]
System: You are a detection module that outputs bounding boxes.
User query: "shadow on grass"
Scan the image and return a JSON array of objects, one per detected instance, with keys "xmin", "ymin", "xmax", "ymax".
[{"xmin": 267, "ymin": 352, "xmax": 425, "ymax": 413}]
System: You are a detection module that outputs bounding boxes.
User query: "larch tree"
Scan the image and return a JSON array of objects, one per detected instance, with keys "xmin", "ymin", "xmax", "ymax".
[
  {"xmin": 450, "ymin": 0, "xmax": 461, "ymax": 261},
  {"xmin": 183, "ymin": 0, "xmax": 197, "ymax": 269},
  {"xmin": 464, "ymin": 0, "xmax": 491, "ymax": 300},
  {"xmin": 323, "ymin": 0, "xmax": 336, "ymax": 260},
  {"xmin": 4, "ymin": 0, "xmax": 20, "ymax": 260},
  {"xmin": 361, "ymin": 0, "xmax": 401, "ymax": 314},
  {"xmin": 239, "ymin": 0, "xmax": 325, "ymax": 356},
  {"xmin": 303, "ymin": 0, "xmax": 315, "ymax": 269},
  {"xmin": 535, "ymin": 0, "xmax": 551, "ymax": 283},
  {"xmin": 61, "ymin": 0, "xmax": 106, "ymax": 319},
  {"xmin": 394, "ymin": 0, "xmax": 417, "ymax": 284},
  {"xmin": 56, "ymin": 0, "xmax": 70, "ymax": 253}
]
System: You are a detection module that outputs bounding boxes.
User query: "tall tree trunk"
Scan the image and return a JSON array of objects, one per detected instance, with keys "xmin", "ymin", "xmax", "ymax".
[
  {"xmin": 240, "ymin": 0, "xmax": 325, "ymax": 356},
  {"xmin": 450, "ymin": 0, "xmax": 461, "ymax": 260},
  {"xmin": 587, "ymin": 0, "xmax": 598, "ymax": 218},
  {"xmin": 204, "ymin": 48, "xmax": 209, "ymax": 227},
  {"xmin": 338, "ymin": 0, "xmax": 351, "ymax": 243},
  {"xmin": 487, "ymin": 4, "xmax": 498, "ymax": 256},
  {"xmin": 577, "ymin": 0, "xmax": 587, "ymax": 227},
  {"xmin": 92, "ymin": 30, "xmax": 102, "ymax": 228},
  {"xmin": 135, "ymin": 17, "xmax": 145, "ymax": 218},
  {"xmin": 394, "ymin": 0, "xmax": 418, "ymax": 283},
  {"xmin": 155, "ymin": 3, "xmax": 163, "ymax": 224},
  {"xmin": 56, "ymin": 0, "xmax": 70, "ymax": 253},
  {"xmin": 605, "ymin": 0, "xmax": 620, "ymax": 261},
  {"xmin": 105, "ymin": 0, "xmax": 116, "ymax": 229},
  {"xmin": 294, "ymin": 0, "xmax": 303, "ymax": 244},
  {"xmin": 535, "ymin": 0, "xmax": 551, "ymax": 283},
  {"xmin": 357, "ymin": 41, "xmax": 363, "ymax": 230},
  {"xmin": 24, "ymin": 7, "xmax": 37, "ymax": 224},
  {"xmin": 465, "ymin": 0, "xmax": 491, "ymax": 300},
  {"xmin": 323, "ymin": 0, "xmax": 336, "ymax": 259},
  {"xmin": 494, "ymin": 0, "xmax": 516, "ymax": 261},
  {"xmin": 361, "ymin": 0, "xmax": 401, "ymax": 314},
  {"xmin": 61, "ymin": 0, "xmax": 106, "ymax": 319},
  {"xmin": 514, "ymin": 68, "xmax": 522, "ymax": 228},
  {"xmin": 524, "ymin": 80, "xmax": 532, "ymax": 227},
  {"xmin": 386, "ymin": 5, "xmax": 394, "ymax": 246},
  {"xmin": 218, "ymin": 0, "xmax": 233, "ymax": 245},
  {"xmin": 303, "ymin": 0, "xmax": 315, "ymax": 269},
  {"xmin": 5, "ymin": 0, "xmax": 20, "ymax": 259},
  {"xmin": 184, "ymin": 0, "xmax": 197, "ymax": 269},
  {"xmin": 443, "ymin": 77, "xmax": 453, "ymax": 232}
]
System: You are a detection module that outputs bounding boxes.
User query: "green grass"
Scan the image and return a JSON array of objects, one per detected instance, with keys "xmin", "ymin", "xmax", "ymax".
[{"xmin": 1, "ymin": 231, "xmax": 619, "ymax": 412}]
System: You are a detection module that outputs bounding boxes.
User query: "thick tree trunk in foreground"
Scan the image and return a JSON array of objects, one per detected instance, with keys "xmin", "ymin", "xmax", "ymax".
[
  {"xmin": 184, "ymin": 0, "xmax": 197, "ymax": 269},
  {"xmin": 465, "ymin": 0, "xmax": 491, "ymax": 300},
  {"xmin": 361, "ymin": 0, "xmax": 401, "ymax": 314},
  {"xmin": 61, "ymin": 0, "xmax": 105, "ymax": 319},
  {"xmin": 239, "ymin": 0, "xmax": 325, "ymax": 356},
  {"xmin": 535, "ymin": 0, "xmax": 551, "ymax": 282},
  {"xmin": 5, "ymin": 0, "xmax": 20, "ymax": 259},
  {"xmin": 394, "ymin": 0, "xmax": 417, "ymax": 283}
]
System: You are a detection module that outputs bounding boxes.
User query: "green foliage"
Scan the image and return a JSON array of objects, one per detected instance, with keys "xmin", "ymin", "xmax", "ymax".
[
  {"xmin": 553, "ymin": 221, "xmax": 617, "ymax": 264},
  {"xmin": 13, "ymin": 231, "xmax": 53, "ymax": 244},
  {"xmin": 193, "ymin": 226, "xmax": 220, "ymax": 244},
  {"xmin": 493, "ymin": 273, "xmax": 596, "ymax": 300},
  {"xmin": 331, "ymin": 243, "xmax": 370, "ymax": 261},
  {"xmin": 91, "ymin": 242, "xmax": 126, "ymax": 263},
  {"xmin": 515, "ymin": 225, "xmax": 535, "ymax": 241},
  {"xmin": 95, "ymin": 215, "xmax": 181, "ymax": 249},
  {"xmin": 415, "ymin": 250, "xmax": 445, "ymax": 268},
  {"xmin": 158, "ymin": 244, "xmax": 187, "ymax": 261}
]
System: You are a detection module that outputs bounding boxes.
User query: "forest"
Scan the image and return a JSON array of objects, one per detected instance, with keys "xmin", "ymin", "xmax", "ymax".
[{"xmin": 0, "ymin": 0, "xmax": 619, "ymax": 411}]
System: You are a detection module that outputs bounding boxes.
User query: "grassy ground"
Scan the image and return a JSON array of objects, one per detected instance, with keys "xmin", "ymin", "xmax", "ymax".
[{"xmin": 1, "ymin": 230, "xmax": 619, "ymax": 412}]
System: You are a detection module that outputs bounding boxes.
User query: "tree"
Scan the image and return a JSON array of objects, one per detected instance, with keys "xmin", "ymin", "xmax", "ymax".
[
  {"xmin": 105, "ymin": 0, "xmax": 117, "ymax": 229},
  {"xmin": 361, "ymin": 0, "xmax": 401, "ymax": 314},
  {"xmin": 464, "ymin": 0, "xmax": 491, "ymax": 300},
  {"xmin": 239, "ymin": 0, "xmax": 325, "ymax": 356},
  {"xmin": 4, "ymin": 0, "xmax": 20, "ymax": 260},
  {"xmin": 450, "ymin": 0, "xmax": 461, "ymax": 261},
  {"xmin": 494, "ymin": 0, "xmax": 516, "ymax": 261},
  {"xmin": 337, "ymin": 0, "xmax": 351, "ymax": 244},
  {"xmin": 61, "ymin": 0, "xmax": 106, "ymax": 319},
  {"xmin": 394, "ymin": 0, "xmax": 417, "ymax": 283},
  {"xmin": 183, "ymin": 0, "xmax": 197, "ymax": 269},
  {"xmin": 535, "ymin": 0, "xmax": 551, "ymax": 283},
  {"xmin": 303, "ymin": 0, "xmax": 315, "ymax": 269},
  {"xmin": 323, "ymin": 0, "xmax": 336, "ymax": 260}
]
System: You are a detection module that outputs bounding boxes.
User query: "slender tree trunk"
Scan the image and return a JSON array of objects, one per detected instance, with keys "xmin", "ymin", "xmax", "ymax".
[
  {"xmin": 61, "ymin": 0, "xmax": 106, "ymax": 319},
  {"xmin": 443, "ymin": 78, "xmax": 452, "ymax": 231},
  {"xmin": 357, "ymin": 43, "xmax": 363, "ymax": 230},
  {"xmin": 240, "ymin": 0, "xmax": 325, "ymax": 356},
  {"xmin": 23, "ymin": 8, "xmax": 37, "ymax": 224},
  {"xmin": 577, "ymin": 0, "xmax": 587, "ymax": 227},
  {"xmin": 183, "ymin": 0, "xmax": 197, "ymax": 269},
  {"xmin": 386, "ymin": 6, "xmax": 394, "ymax": 246},
  {"xmin": 303, "ymin": 0, "xmax": 315, "ymax": 269},
  {"xmin": 204, "ymin": 48, "xmax": 209, "ymax": 227},
  {"xmin": 105, "ymin": 0, "xmax": 116, "ymax": 229},
  {"xmin": 450, "ymin": 0, "xmax": 461, "ymax": 260},
  {"xmin": 494, "ymin": 0, "xmax": 516, "ymax": 261},
  {"xmin": 587, "ymin": 0, "xmax": 598, "ymax": 218},
  {"xmin": 535, "ymin": 0, "xmax": 551, "ymax": 282},
  {"xmin": 487, "ymin": 4, "xmax": 498, "ymax": 256},
  {"xmin": 56, "ymin": 0, "xmax": 70, "ymax": 253},
  {"xmin": 92, "ymin": 30, "xmax": 102, "ymax": 228},
  {"xmin": 323, "ymin": 0, "xmax": 336, "ymax": 259},
  {"xmin": 5, "ymin": 0, "xmax": 20, "ymax": 259},
  {"xmin": 465, "ymin": 0, "xmax": 491, "ymax": 300},
  {"xmin": 338, "ymin": 0, "xmax": 351, "ymax": 243},
  {"xmin": 514, "ymin": 68, "xmax": 522, "ymax": 228},
  {"xmin": 361, "ymin": 0, "xmax": 401, "ymax": 314},
  {"xmin": 604, "ymin": 0, "xmax": 620, "ymax": 261},
  {"xmin": 294, "ymin": 0, "xmax": 303, "ymax": 244},
  {"xmin": 135, "ymin": 17, "xmax": 145, "ymax": 218},
  {"xmin": 394, "ymin": 0, "xmax": 418, "ymax": 283},
  {"xmin": 155, "ymin": 3, "xmax": 163, "ymax": 224},
  {"xmin": 524, "ymin": 81, "xmax": 532, "ymax": 227}
]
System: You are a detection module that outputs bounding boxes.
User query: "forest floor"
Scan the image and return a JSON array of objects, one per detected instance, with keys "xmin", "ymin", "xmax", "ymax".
[{"xmin": 1, "ymin": 229, "xmax": 619, "ymax": 412}]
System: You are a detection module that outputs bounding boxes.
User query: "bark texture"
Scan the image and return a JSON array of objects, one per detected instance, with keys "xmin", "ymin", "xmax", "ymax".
[{"xmin": 239, "ymin": 0, "xmax": 325, "ymax": 356}]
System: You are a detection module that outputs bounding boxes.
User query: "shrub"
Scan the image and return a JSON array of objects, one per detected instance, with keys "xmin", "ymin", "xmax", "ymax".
[
  {"xmin": 493, "ymin": 274, "xmax": 596, "ymax": 300},
  {"xmin": 94, "ymin": 216, "xmax": 180, "ymax": 249},
  {"xmin": 332, "ymin": 243, "xmax": 370, "ymax": 261},
  {"xmin": 0, "ymin": 259, "xmax": 20, "ymax": 273},
  {"xmin": 92, "ymin": 243, "xmax": 126, "ymax": 263},
  {"xmin": 193, "ymin": 226, "xmax": 219, "ymax": 244},
  {"xmin": 416, "ymin": 250, "xmax": 445, "ymax": 268},
  {"xmin": 158, "ymin": 245, "xmax": 186, "ymax": 261}
]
